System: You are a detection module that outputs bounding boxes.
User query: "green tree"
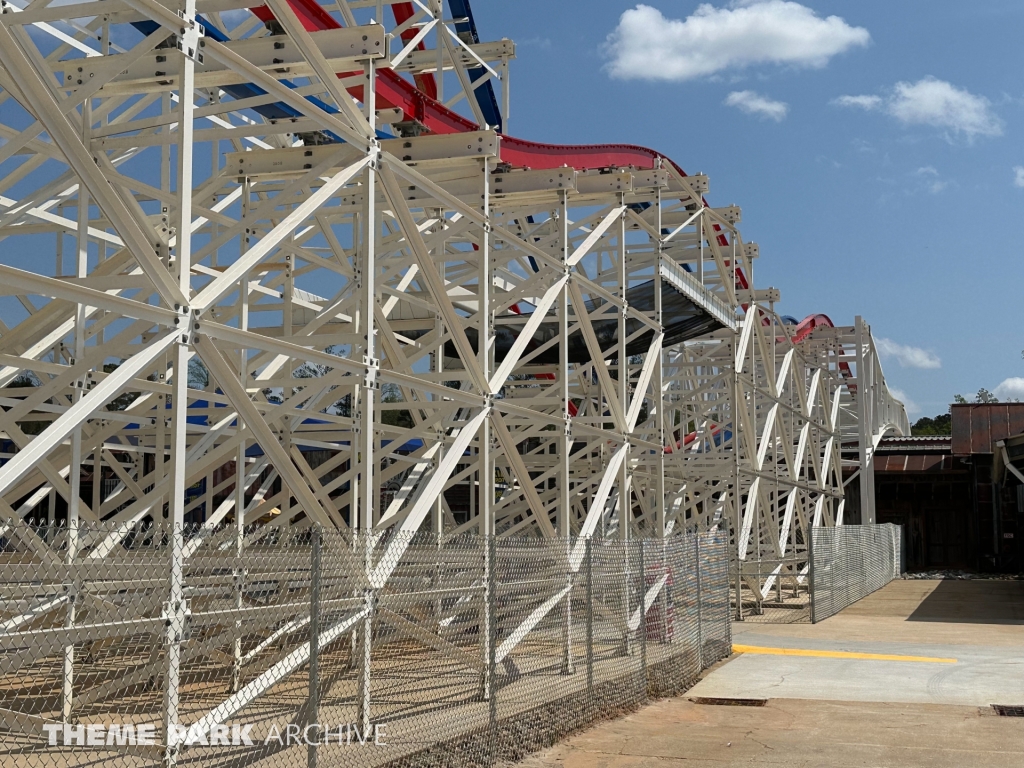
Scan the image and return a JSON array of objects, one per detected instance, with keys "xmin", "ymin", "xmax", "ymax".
[
  {"xmin": 291, "ymin": 345, "xmax": 352, "ymax": 415},
  {"xmin": 975, "ymin": 387, "xmax": 999, "ymax": 403},
  {"xmin": 8, "ymin": 372, "xmax": 47, "ymax": 434},
  {"xmin": 911, "ymin": 413, "xmax": 951, "ymax": 436},
  {"xmin": 187, "ymin": 358, "xmax": 209, "ymax": 390},
  {"xmin": 379, "ymin": 382, "xmax": 414, "ymax": 429},
  {"xmin": 953, "ymin": 389, "xmax": 999, "ymax": 404},
  {"xmin": 103, "ymin": 362, "xmax": 141, "ymax": 411}
]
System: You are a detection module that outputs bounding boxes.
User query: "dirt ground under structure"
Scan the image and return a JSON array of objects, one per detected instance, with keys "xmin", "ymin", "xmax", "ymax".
[{"xmin": 514, "ymin": 579, "xmax": 1024, "ymax": 768}]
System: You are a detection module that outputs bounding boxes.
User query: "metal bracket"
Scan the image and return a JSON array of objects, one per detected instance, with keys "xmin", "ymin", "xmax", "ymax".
[
  {"xmin": 162, "ymin": 599, "xmax": 192, "ymax": 645},
  {"xmin": 176, "ymin": 11, "xmax": 205, "ymax": 64},
  {"xmin": 361, "ymin": 355, "xmax": 379, "ymax": 389}
]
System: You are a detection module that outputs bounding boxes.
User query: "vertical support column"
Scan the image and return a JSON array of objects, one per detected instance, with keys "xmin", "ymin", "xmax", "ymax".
[
  {"xmin": 356, "ymin": 61, "xmax": 378, "ymax": 734},
  {"xmin": 617, "ymin": 200, "xmax": 629, "ymax": 542},
  {"xmin": 558, "ymin": 191, "xmax": 574, "ymax": 676},
  {"xmin": 307, "ymin": 526, "xmax": 322, "ymax": 768},
  {"xmin": 479, "ymin": 155, "xmax": 493, "ymax": 537},
  {"xmin": 432, "ymin": 209, "xmax": 446, "ymax": 617},
  {"xmin": 478, "ymin": 155, "xmax": 495, "ymax": 702},
  {"xmin": 500, "ymin": 47, "xmax": 510, "ymax": 133},
  {"xmin": 232, "ymin": 182, "xmax": 250, "ymax": 693},
  {"xmin": 63, "ymin": 99, "xmax": 91, "ymax": 723},
  {"xmin": 360, "ymin": 63, "xmax": 378, "ymax": 537},
  {"xmin": 203, "ymin": 470, "xmax": 213, "ymax": 524},
  {"xmin": 654, "ymin": 187, "xmax": 666, "ymax": 540},
  {"xmin": 732, "ymin": 331, "xmax": 744, "ymax": 621},
  {"xmin": 769, "ymin": 296, "xmax": 780, "ymax": 600},
  {"xmin": 697, "ymin": 209, "xmax": 705, "ymax": 286},
  {"xmin": 164, "ymin": 14, "xmax": 197, "ymax": 763},
  {"xmin": 433, "ymin": 0, "xmax": 444, "ymax": 105},
  {"xmin": 433, "ymin": 208, "xmax": 446, "ymax": 538},
  {"xmin": 559, "ymin": 192, "xmax": 572, "ymax": 540},
  {"xmin": 652, "ymin": 188, "xmax": 669, "ymax": 650},
  {"xmin": 282, "ymin": 225, "xmax": 294, "ymax": 525},
  {"xmin": 616, "ymin": 201, "xmax": 632, "ymax": 656},
  {"xmin": 855, "ymin": 317, "xmax": 875, "ymax": 525},
  {"xmin": 92, "ymin": 433, "xmax": 102, "ymax": 522}
]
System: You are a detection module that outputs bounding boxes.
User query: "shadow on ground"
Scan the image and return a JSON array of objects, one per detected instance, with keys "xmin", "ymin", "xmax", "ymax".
[{"xmin": 906, "ymin": 579, "xmax": 1024, "ymax": 624}]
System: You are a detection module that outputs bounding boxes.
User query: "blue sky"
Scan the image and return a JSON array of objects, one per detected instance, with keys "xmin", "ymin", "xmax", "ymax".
[{"xmin": 472, "ymin": 0, "xmax": 1024, "ymax": 418}]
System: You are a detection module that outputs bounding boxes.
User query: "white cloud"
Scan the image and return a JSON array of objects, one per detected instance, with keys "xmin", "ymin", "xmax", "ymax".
[
  {"xmin": 876, "ymin": 338, "xmax": 941, "ymax": 369},
  {"xmin": 914, "ymin": 166, "xmax": 947, "ymax": 194},
  {"xmin": 724, "ymin": 90, "xmax": 788, "ymax": 121},
  {"xmin": 887, "ymin": 387, "xmax": 919, "ymax": 416},
  {"xmin": 832, "ymin": 94, "xmax": 882, "ymax": 110},
  {"xmin": 1014, "ymin": 166, "xmax": 1024, "ymax": 188},
  {"xmin": 890, "ymin": 78, "xmax": 1002, "ymax": 137},
  {"xmin": 604, "ymin": 1, "xmax": 870, "ymax": 82},
  {"xmin": 834, "ymin": 77, "xmax": 1002, "ymax": 139},
  {"xmin": 994, "ymin": 378, "xmax": 1024, "ymax": 401}
]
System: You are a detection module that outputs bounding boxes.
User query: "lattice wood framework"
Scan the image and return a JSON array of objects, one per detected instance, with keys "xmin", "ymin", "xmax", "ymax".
[{"xmin": 0, "ymin": 0, "xmax": 908, "ymax": 750}]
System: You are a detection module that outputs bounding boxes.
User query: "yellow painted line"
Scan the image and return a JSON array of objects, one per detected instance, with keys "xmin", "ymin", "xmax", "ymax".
[{"xmin": 732, "ymin": 644, "xmax": 957, "ymax": 664}]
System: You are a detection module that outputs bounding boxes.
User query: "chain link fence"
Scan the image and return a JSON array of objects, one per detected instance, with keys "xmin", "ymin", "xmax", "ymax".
[
  {"xmin": 733, "ymin": 555, "xmax": 811, "ymax": 625},
  {"xmin": 809, "ymin": 523, "xmax": 902, "ymax": 623},
  {"xmin": 0, "ymin": 521, "xmax": 730, "ymax": 768}
]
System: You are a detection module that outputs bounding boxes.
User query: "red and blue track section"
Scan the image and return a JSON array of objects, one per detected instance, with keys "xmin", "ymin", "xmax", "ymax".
[{"xmin": 132, "ymin": 0, "xmax": 839, "ymax": 443}]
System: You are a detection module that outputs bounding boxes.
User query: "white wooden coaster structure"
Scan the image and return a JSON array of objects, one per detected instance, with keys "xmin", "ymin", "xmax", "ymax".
[{"xmin": 0, "ymin": 0, "xmax": 909, "ymax": 754}]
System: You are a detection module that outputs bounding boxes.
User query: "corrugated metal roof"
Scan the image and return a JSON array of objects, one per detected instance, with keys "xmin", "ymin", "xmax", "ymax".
[
  {"xmin": 877, "ymin": 435, "xmax": 951, "ymax": 453},
  {"xmin": 881, "ymin": 435, "xmax": 951, "ymax": 444},
  {"xmin": 876, "ymin": 454, "xmax": 968, "ymax": 473}
]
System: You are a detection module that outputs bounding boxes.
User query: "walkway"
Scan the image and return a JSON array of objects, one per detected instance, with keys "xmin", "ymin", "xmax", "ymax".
[{"xmin": 515, "ymin": 579, "xmax": 1024, "ymax": 767}]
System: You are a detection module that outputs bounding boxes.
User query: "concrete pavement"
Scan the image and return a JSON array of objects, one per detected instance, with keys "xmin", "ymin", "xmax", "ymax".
[
  {"xmin": 514, "ymin": 697, "xmax": 1024, "ymax": 768},
  {"xmin": 513, "ymin": 579, "xmax": 1024, "ymax": 767}
]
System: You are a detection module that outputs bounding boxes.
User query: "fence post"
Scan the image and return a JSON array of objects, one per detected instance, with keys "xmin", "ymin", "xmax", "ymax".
[
  {"xmin": 585, "ymin": 537, "xmax": 594, "ymax": 697},
  {"xmin": 622, "ymin": 538, "xmax": 636, "ymax": 658},
  {"xmin": 308, "ymin": 527, "xmax": 321, "ymax": 768},
  {"xmin": 808, "ymin": 527, "xmax": 816, "ymax": 624},
  {"xmin": 62, "ymin": 518, "xmax": 78, "ymax": 723},
  {"xmin": 898, "ymin": 523, "xmax": 906, "ymax": 576},
  {"xmin": 657, "ymin": 538, "xmax": 669, "ymax": 647},
  {"xmin": 734, "ymin": 557, "xmax": 744, "ymax": 622},
  {"xmin": 357, "ymin": 535, "xmax": 373, "ymax": 735},
  {"xmin": 639, "ymin": 540, "xmax": 647, "ymax": 693},
  {"xmin": 694, "ymin": 533, "xmax": 704, "ymax": 669},
  {"xmin": 561, "ymin": 539, "xmax": 574, "ymax": 675},
  {"xmin": 163, "ymin": 523, "xmax": 187, "ymax": 768},
  {"xmin": 487, "ymin": 535, "xmax": 497, "ymax": 729},
  {"xmin": 231, "ymin": 563, "xmax": 244, "ymax": 693}
]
